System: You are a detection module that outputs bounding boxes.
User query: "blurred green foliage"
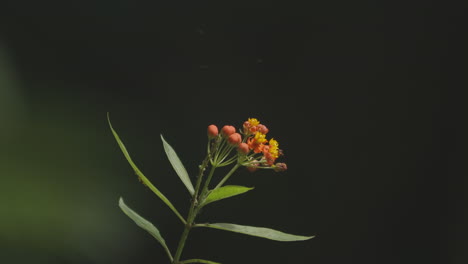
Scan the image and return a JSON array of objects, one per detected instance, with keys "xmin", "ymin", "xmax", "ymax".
[{"xmin": 0, "ymin": 44, "xmax": 139, "ymax": 263}]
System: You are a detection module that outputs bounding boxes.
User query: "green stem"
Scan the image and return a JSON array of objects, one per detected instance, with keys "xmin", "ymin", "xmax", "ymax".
[
  {"xmin": 173, "ymin": 146, "xmax": 214, "ymax": 263},
  {"xmin": 200, "ymin": 165, "xmax": 217, "ymax": 197},
  {"xmin": 172, "ymin": 214, "xmax": 195, "ymax": 264},
  {"xmin": 217, "ymin": 155, "xmax": 237, "ymax": 167},
  {"xmin": 213, "ymin": 139, "xmax": 226, "ymax": 164},
  {"xmin": 213, "ymin": 163, "xmax": 241, "ymax": 190},
  {"xmin": 216, "ymin": 145, "xmax": 233, "ymax": 164},
  {"xmin": 173, "ymin": 194, "xmax": 198, "ymax": 263}
]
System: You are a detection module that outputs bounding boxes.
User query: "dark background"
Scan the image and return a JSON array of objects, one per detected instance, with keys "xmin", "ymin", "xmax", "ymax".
[{"xmin": 0, "ymin": 1, "xmax": 465, "ymax": 264}]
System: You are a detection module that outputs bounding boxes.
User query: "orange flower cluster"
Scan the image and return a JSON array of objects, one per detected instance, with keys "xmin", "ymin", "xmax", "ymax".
[
  {"xmin": 243, "ymin": 118, "xmax": 282, "ymax": 166},
  {"xmin": 243, "ymin": 118, "xmax": 268, "ymax": 135},
  {"xmin": 207, "ymin": 118, "xmax": 286, "ymax": 171}
]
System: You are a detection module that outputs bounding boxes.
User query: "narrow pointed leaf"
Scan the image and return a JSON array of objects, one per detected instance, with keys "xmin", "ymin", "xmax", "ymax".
[
  {"xmin": 108, "ymin": 114, "xmax": 186, "ymax": 224},
  {"xmin": 181, "ymin": 259, "xmax": 222, "ymax": 264},
  {"xmin": 119, "ymin": 197, "xmax": 173, "ymax": 261},
  {"xmin": 195, "ymin": 223, "xmax": 315, "ymax": 242},
  {"xmin": 202, "ymin": 185, "xmax": 254, "ymax": 206},
  {"xmin": 160, "ymin": 134, "xmax": 195, "ymax": 195}
]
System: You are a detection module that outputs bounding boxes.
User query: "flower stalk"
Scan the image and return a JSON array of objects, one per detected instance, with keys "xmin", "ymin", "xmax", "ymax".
[
  {"xmin": 110, "ymin": 117, "xmax": 310, "ymax": 264},
  {"xmin": 173, "ymin": 148, "xmax": 212, "ymax": 263},
  {"xmin": 213, "ymin": 163, "xmax": 241, "ymax": 190}
]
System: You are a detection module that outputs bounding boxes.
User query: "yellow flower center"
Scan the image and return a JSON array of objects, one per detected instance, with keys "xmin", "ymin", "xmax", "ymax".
[
  {"xmin": 248, "ymin": 118, "xmax": 260, "ymax": 127},
  {"xmin": 254, "ymin": 131, "xmax": 267, "ymax": 144},
  {"xmin": 268, "ymin": 138, "xmax": 279, "ymax": 158}
]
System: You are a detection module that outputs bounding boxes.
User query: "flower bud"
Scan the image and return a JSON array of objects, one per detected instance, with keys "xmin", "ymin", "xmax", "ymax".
[
  {"xmin": 257, "ymin": 124, "xmax": 269, "ymax": 134},
  {"xmin": 249, "ymin": 126, "xmax": 258, "ymax": 133},
  {"xmin": 207, "ymin": 124, "xmax": 218, "ymax": 138},
  {"xmin": 243, "ymin": 121, "xmax": 251, "ymax": 130},
  {"xmin": 227, "ymin": 132, "xmax": 242, "ymax": 146},
  {"xmin": 238, "ymin": 142, "xmax": 250, "ymax": 154},
  {"xmin": 274, "ymin": 163, "xmax": 288, "ymax": 172},
  {"xmin": 246, "ymin": 164, "xmax": 258, "ymax": 172},
  {"xmin": 221, "ymin": 125, "xmax": 236, "ymax": 137}
]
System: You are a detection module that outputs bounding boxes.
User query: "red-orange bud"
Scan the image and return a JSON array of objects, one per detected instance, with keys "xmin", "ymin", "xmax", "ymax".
[
  {"xmin": 207, "ymin": 124, "xmax": 218, "ymax": 138},
  {"xmin": 257, "ymin": 124, "xmax": 269, "ymax": 134},
  {"xmin": 243, "ymin": 121, "xmax": 252, "ymax": 134},
  {"xmin": 238, "ymin": 142, "xmax": 250, "ymax": 154},
  {"xmin": 221, "ymin": 125, "xmax": 236, "ymax": 137},
  {"xmin": 227, "ymin": 133, "xmax": 242, "ymax": 145},
  {"xmin": 274, "ymin": 163, "xmax": 288, "ymax": 172},
  {"xmin": 247, "ymin": 165, "xmax": 258, "ymax": 172}
]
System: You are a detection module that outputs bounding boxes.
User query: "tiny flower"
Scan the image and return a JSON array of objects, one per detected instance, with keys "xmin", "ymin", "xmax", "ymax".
[
  {"xmin": 243, "ymin": 118, "xmax": 261, "ymax": 134},
  {"xmin": 227, "ymin": 133, "xmax": 242, "ymax": 145},
  {"xmin": 207, "ymin": 124, "xmax": 218, "ymax": 138},
  {"xmin": 221, "ymin": 125, "xmax": 236, "ymax": 137},
  {"xmin": 268, "ymin": 138, "xmax": 279, "ymax": 158},
  {"xmin": 253, "ymin": 131, "xmax": 267, "ymax": 144},
  {"xmin": 260, "ymin": 138, "xmax": 280, "ymax": 165},
  {"xmin": 274, "ymin": 163, "xmax": 288, "ymax": 172},
  {"xmin": 248, "ymin": 118, "xmax": 260, "ymax": 127},
  {"xmin": 238, "ymin": 142, "xmax": 250, "ymax": 154},
  {"xmin": 262, "ymin": 146, "xmax": 275, "ymax": 165},
  {"xmin": 249, "ymin": 126, "xmax": 258, "ymax": 133},
  {"xmin": 243, "ymin": 121, "xmax": 250, "ymax": 129},
  {"xmin": 243, "ymin": 121, "xmax": 253, "ymax": 134},
  {"xmin": 247, "ymin": 131, "xmax": 267, "ymax": 153}
]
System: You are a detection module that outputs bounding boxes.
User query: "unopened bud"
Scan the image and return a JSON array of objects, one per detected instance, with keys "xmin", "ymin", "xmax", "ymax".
[
  {"xmin": 274, "ymin": 163, "xmax": 288, "ymax": 172},
  {"xmin": 257, "ymin": 124, "xmax": 269, "ymax": 134},
  {"xmin": 243, "ymin": 121, "xmax": 252, "ymax": 134},
  {"xmin": 246, "ymin": 164, "xmax": 258, "ymax": 172},
  {"xmin": 207, "ymin": 124, "xmax": 218, "ymax": 138},
  {"xmin": 238, "ymin": 142, "xmax": 250, "ymax": 154},
  {"xmin": 221, "ymin": 125, "xmax": 236, "ymax": 137},
  {"xmin": 227, "ymin": 133, "xmax": 242, "ymax": 145}
]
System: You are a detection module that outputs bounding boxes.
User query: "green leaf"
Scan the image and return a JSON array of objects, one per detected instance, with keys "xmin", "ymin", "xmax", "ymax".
[
  {"xmin": 107, "ymin": 114, "xmax": 186, "ymax": 224},
  {"xmin": 180, "ymin": 259, "xmax": 222, "ymax": 264},
  {"xmin": 119, "ymin": 197, "xmax": 173, "ymax": 261},
  {"xmin": 195, "ymin": 223, "xmax": 315, "ymax": 242},
  {"xmin": 160, "ymin": 134, "xmax": 195, "ymax": 196},
  {"xmin": 202, "ymin": 185, "xmax": 254, "ymax": 207}
]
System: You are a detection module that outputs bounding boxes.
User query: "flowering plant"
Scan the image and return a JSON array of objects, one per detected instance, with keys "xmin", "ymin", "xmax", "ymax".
[{"xmin": 108, "ymin": 115, "xmax": 314, "ymax": 264}]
